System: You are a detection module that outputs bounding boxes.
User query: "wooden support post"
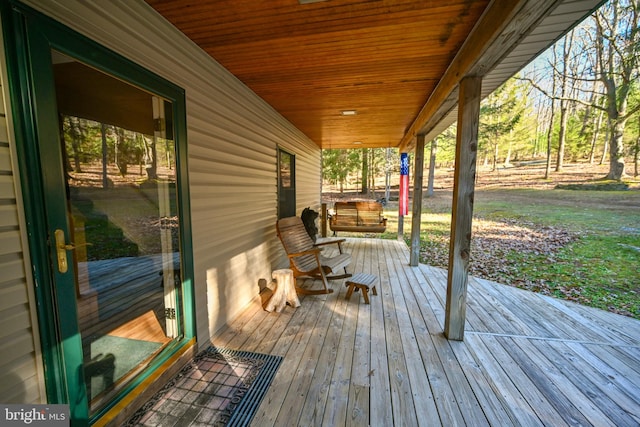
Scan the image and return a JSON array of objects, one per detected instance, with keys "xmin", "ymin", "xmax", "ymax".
[
  {"xmin": 410, "ymin": 134, "xmax": 425, "ymax": 266},
  {"xmin": 444, "ymin": 76, "xmax": 481, "ymax": 341},
  {"xmin": 321, "ymin": 203, "xmax": 327, "ymax": 237}
]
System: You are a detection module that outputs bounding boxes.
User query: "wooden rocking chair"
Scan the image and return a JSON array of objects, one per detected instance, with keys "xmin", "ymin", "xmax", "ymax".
[{"xmin": 276, "ymin": 216, "xmax": 352, "ymax": 295}]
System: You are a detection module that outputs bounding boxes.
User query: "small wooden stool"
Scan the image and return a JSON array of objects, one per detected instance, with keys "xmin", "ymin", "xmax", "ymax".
[{"xmin": 345, "ymin": 273, "xmax": 378, "ymax": 304}]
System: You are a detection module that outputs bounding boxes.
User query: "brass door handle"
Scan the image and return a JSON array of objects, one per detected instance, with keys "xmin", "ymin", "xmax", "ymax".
[{"xmin": 54, "ymin": 229, "xmax": 92, "ymax": 273}]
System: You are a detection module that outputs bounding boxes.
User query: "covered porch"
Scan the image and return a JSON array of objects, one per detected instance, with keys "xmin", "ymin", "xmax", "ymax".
[{"xmin": 213, "ymin": 238, "xmax": 640, "ymax": 426}]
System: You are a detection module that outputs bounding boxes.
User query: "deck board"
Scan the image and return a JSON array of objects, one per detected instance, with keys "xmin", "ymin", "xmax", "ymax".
[
  {"xmin": 209, "ymin": 238, "xmax": 640, "ymax": 426},
  {"xmin": 368, "ymin": 240, "xmax": 393, "ymax": 426},
  {"xmin": 298, "ymin": 279, "xmax": 349, "ymax": 426},
  {"xmin": 380, "ymin": 241, "xmax": 419, "ymax": 426},
  {"xmin": 348, "ymin": 270, "xmax": 371, "ymax": 425}
]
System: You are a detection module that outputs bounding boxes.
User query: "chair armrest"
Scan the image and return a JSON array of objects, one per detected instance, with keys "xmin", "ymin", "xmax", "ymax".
[
  {"xmin": 314, "ymin": 237, "xmax": 345, "ymax": 254},
  {"xmin": 314, "ymin": 238, "xmax": 346, "ymax": 247},
  {"xmin": 287, "ymin": 248, "xmax": 321, "ymax": 258}
]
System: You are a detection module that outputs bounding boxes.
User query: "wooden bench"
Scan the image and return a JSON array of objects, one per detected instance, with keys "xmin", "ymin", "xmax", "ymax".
[
  {"xmin": 329, "ymin": 201, "xmax": 387, "ymax": 235},
  {"xmin": 277, "ymin": 216, "xmax": 352, "ymax": 295}
]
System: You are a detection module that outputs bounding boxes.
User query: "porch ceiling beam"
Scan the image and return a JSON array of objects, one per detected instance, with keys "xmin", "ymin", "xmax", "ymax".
[{"xmin": 398, "ymin": 0, "xmax": 560, "ymax": 152}]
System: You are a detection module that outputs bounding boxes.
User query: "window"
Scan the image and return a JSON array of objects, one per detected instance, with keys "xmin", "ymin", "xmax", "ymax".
[{"xmin": 278, "ymin": 148, "xmax": 296, "ymax": 218}]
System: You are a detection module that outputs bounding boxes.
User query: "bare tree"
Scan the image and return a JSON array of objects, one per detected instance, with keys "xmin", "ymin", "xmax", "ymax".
[
  {"xmin": 556, "ymin": 30, "xmax": 576, "ymax": 171},
  {"xmin": 521, "ymin": 0, "xmax": 640, "ymax": 180},
  {"xmin": 594, "ymin": 0, "xmax": 640, "ymax": 180},
  {"xmin": 520, "ymin": 44, "xmax": 561, "ymax": 178}
]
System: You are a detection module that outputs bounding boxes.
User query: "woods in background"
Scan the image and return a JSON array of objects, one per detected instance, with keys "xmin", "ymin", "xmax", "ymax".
[
  {"xmin": 62, "ymin": 115, "xmax": 174, "ymax": 188},
  {"xmin": 323, "ymin": 0, "xmax": 640, "ymax": 189}
]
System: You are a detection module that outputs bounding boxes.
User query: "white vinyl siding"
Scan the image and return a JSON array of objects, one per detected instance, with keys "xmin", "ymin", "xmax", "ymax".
[
  {"xmin": 22, "ymin": 0, "xmax": 322, "ymax": 345},
  {"xmin": 0, "ymin": 28, "xmax": 44, "ymax": 403}
]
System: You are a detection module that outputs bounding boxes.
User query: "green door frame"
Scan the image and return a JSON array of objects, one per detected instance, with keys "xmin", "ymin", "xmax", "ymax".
[{"xmin": 1, "ymin": 2, "xmax": 196, "ymax": 424}]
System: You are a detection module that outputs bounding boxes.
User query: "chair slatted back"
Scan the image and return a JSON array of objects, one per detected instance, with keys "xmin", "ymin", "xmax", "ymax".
[{"xmin": 277, "ymin": 217, "xmax": 318, "ymax": 273}]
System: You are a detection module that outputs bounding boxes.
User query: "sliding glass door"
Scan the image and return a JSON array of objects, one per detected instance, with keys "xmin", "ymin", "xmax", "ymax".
[
  {"xmin": 3, "ymin": 4, "xmax": 194, "ymax": 424},
  {"xmin": 54, "ymin": 51, "xmax": 184, "ymax": 411}
]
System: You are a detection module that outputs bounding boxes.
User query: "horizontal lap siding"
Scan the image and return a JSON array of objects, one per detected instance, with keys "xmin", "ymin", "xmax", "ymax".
[
  {"xmin": 23, "ymin": 0, "xmax": 321, "ymax": 345},
  {"xmin": 0, "ymin": 49, "xmax": 43, "ymax": 403}
]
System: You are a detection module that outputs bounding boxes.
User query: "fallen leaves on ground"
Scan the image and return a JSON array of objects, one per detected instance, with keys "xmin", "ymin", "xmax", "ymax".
[{"xmin": 419, "ymin": 217, "xmax": 580, "ymax": 298}]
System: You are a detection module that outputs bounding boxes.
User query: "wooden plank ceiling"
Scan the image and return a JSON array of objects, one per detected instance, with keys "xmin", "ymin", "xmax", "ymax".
[
  {"xmin": 144, "ymin": 0, "xmax": 490, "ymax": 149},
  {"xmin": 144, "ymin": 0, "xmax": 597, "ymax": 150}
]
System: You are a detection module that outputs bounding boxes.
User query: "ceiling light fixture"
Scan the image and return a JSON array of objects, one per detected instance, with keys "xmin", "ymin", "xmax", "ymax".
[
  {"xmin": 341, "ymin": 110, "xmax": 357, "ymax": 116},
  {"xmin": 353, "ymin": 141, "xmax": 363, "ymax": 145}
]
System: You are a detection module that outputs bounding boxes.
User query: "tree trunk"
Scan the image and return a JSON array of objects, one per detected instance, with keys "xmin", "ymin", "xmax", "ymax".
[
  {"xmin": 369, "ymin": 149, "xmax": 375, "ymax": 192},
  {"xmin": 115, "ymin": 128, "xmax": 128, "ymax": 176},
  {"xmin": 606, "ymin": 120, "xmax": 626, "ymax": 180},
  {"xmin": 594, "ymin": 2, "xmax": 638, "ymax": 180},
  {"xmin": 581, "ymin": 79, "xmax": 601, "ymax": 162},
  {"xmin": 634, "ymin": 136, "xmax": 639, "ymax": 177},
  {"xmin": 149, "ymin": 136, "xmax": 158, "ymax": 180},
  {"xmin": 504, "ymin": 130, "xmax": 513, "ymax": 167},
  {"xmin": 68, "ymin": 117, "xmax": 83, "ymax": 173},
  {"xmin": 555, "ymin": 101, "xmax": 568, "ymax": 171},
  {"xmin": 600, "ymin": 124, "xmax": 609, "ymax": 165},
  {"xmin": 544, "ymin": 43, "xmax": 559, "ymax": 180},
  {"xmin": 141, "ymin": 134, "xmax": 158, "ymax": 180},
  {"xmin": 101, "ymin": 124, "xmax": 108, "ymax": 189},
  {"xmin": 555, "ymin": 31, "xmax": 573, "ymax": 172},
  {"xmin": 361, "ymin": 148, "xmax": 368, "ymax": 194},
  {"xmin": 545, "ymin": 98, "xmax": 555, "ymax": 179},
  {"xmin": 385, "ymin": 148, "xmax": 391, "ymax": 201},
  {"xmin": 589, "ymin": 108, "xmax": 604, "ymax": 164},
  {"xmin": 534, "ymin": 108, "xmax": 542, "ymax": 157}
]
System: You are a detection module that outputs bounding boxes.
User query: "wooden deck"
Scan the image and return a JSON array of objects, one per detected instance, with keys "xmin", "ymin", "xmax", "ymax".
[{"xmin": 211, "ymin": 238, "xmax": 640, "ymax": 427}]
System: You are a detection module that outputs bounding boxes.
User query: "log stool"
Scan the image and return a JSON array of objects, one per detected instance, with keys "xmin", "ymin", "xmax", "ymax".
[
  {"xmin": 266, "ymin": 269, "xmax": 300, "ymax": 312},
  {"xmin": 345, "ymin": 273, "xmax": 378, "ymax": 304}
]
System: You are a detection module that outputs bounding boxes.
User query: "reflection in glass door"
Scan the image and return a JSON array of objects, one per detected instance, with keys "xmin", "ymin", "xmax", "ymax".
[{"xmin": 53, "ymin": 51, "xmax": 184, "ymax": 413}]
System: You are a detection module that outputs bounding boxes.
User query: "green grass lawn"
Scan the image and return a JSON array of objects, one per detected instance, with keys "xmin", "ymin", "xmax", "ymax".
[
  {"xmin": 378, "ymin": 188, "xmax": 640, "ymax": 319},
  {"xmin": 507, "ymin": 234, "xmax": 639, "ymax": 316}
]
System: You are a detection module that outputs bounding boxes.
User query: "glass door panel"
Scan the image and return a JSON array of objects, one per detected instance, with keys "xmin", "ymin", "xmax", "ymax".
[{"xmin": 53, "ymin": 51, "xmax": 184, "ymax": 413}]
